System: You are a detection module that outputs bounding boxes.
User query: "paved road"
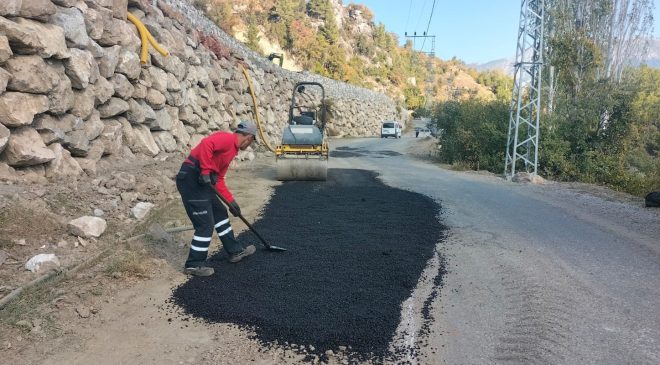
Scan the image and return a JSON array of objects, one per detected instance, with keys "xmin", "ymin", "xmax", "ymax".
[{"xmin": 328, "ymin": 134, "xmax": 660, "ymax": 364}]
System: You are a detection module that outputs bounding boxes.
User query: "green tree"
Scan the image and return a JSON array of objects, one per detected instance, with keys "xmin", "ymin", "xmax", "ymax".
[
  {"xmin": 403, "ymin": 87, "xmax": 425, "ymax": 110},
  {"xmin": 245, "ymin": 15, "xmax": 263, "ymax": 53}
]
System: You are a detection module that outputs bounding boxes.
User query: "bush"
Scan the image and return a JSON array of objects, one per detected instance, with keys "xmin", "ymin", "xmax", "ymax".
[{"xmin": 433, "ymin": 99, "xmax": 509, "ymax": 171}]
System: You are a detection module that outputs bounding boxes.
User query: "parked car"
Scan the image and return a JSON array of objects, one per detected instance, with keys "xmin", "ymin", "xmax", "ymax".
[{"xmin": 381, "ymin": 121, "xmax": 402, "ymax": 138}]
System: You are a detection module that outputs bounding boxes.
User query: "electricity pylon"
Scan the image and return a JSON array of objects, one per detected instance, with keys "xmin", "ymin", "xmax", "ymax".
[{"xmin": 505, "ymin": 0, "xmax": 545, "ymax": 178}]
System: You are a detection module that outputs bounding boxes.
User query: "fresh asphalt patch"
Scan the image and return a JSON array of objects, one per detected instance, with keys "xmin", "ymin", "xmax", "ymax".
[
  {"xmin": 170, "ymin": 169, "xmax": 446, "ymax": 361},
  {"xmin": 330, "ymin": 146, "xmax": 402, "ymax": 158}
]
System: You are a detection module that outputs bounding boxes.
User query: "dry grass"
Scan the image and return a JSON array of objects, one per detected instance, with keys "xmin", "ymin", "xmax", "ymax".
[{"xmin": 103, "ymin": 248, "xmax": 150, "ymax": 278}]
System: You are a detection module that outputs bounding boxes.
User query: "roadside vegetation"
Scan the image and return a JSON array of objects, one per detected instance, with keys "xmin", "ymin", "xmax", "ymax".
[
  {"xmin": 193, "ymin": 0, "xmax": 494, "ymax": 108},
  {"xmin": 430, "ymin": 0, "xmax": 658, "ymax": 196}
]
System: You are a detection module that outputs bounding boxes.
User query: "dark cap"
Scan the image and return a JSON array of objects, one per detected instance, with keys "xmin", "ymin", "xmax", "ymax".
[{"xmin": 235, "ymin": 120, "xmax": 258, "ymax": 139}]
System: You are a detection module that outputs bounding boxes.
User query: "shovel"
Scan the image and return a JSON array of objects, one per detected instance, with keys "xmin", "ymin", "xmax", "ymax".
[{"xmin": 210, "ymin": 185, "xmax": 287, "ymax": 252}]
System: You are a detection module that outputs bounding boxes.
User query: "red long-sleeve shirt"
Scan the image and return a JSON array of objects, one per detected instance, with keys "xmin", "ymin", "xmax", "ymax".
[{"xmin": 187, "ymin": 132, "xmax": 239, "ymax": 203}]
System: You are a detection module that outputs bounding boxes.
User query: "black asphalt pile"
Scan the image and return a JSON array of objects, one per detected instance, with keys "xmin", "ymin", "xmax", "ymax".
[{"xmin": 170, "ymin": 168, "xmax": 446, "ymax": 361}]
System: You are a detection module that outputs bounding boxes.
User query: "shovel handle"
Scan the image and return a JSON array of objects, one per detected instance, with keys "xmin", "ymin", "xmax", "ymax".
[{"xmin": 209, "ymin": 184, "xmax": 273, "ymax": 249}]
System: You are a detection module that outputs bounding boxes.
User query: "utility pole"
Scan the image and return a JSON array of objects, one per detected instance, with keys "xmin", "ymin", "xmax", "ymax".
[
  {"xmin": 505, "ymin": 0, "xmax": 545, "ymax": 179},
  {"xmin": 405, "ymin": 32, "xmax": 436, "ymax": 107},
  {"xmin": 404, "ymin": 32, "xmax": 436, "ymax": 58}
]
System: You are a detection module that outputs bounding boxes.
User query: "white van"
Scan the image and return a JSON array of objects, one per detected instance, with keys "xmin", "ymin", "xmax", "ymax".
[{"xmin": 381, "ymin": 121, "xmax": 402, "ymax": 138}]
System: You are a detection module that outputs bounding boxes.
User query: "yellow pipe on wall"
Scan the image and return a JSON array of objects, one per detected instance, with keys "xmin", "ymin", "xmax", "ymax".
[
  {"xmin": 240, "ymin": 64, "xmax": 277, "ymax": 153},
  {"xmin": 127, "ymin": 12, "xmax": 169, "ymax": 64}
]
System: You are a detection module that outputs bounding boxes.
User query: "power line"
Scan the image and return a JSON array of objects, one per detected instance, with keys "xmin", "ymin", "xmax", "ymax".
[
  {"xmin": 404, "ymin": 0, "xmax": 413, "ymax": 34},
  {"xmin": 420, "ymin": 0, "xmax": 437, "ymax": 52},
  {"xmin": 414, "ymin": 0, "xmax": 428, "ymax": 32}
]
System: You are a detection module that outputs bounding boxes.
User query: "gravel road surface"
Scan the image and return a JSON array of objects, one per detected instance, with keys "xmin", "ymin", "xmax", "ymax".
[{"xmin": 330, "ymin": 134, "xmax": 660, "ymax": 364}]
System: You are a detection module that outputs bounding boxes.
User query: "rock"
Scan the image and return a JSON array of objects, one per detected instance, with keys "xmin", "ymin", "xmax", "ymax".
[
  {"xmin": 19, "ymin": 0, "xmax": 57, "ymax": 21},
  {"xmin": 75, "ymin": 305, "xmax": 90, "ymax": 318},
  {"xmin": 93, "ymin": 208, "xmax": 104, "ymax": 217},
  {"xmin": 52, "ymin": 0, "xmax": 77, "ymax": 6},
  {"xmin": 0, "ymin": 124, "xmax": 9, "ymax": 153},
  {"xmin": 17, "ymin": 163, "xmax": 48, "ymax": 183},
  {"xmin": 5, "ymin": 55, "xmax": 59, "ymax": 94},
  {"xmin": 148, "ymin": 66, "xmax": 167, "ymax": 93},
  {"xmin": 115, "ymin": 49, "xmax": 141, "ymax": 80},
  {"xmin": 25, "ymin": 253, "xmax": 60, "ymax": 273},
  {"xmin": 33, "ymin": 113, "xmax": 73, "ymax": 145},
  {"xmin": 67, "ymin": 216, "xmax": 107, "ymax": 238},
  {"xmin": 45, "ymin": 143, "xmax": 83, "ymax": 180},
  {"xmin": 166, "ymin": 72, "xmax": 181, "ymax": 92},
  {"xmin": 170, "ymin": 119, "xmax": 191, "ymax": 147},
  {"xmin": 126, "ymin": 99, "xmax": 146, "ymax": 124},
  {"xmin": 105, "ymin": 171, "xmax": 135, "ymax": 190},
  {"xmin": 120, "ymin": 191, "xmax": 138, "ymax": 203},
  {"xmin": 132, "ymin": 83, "xmax": 148, "ymax": 99},
  {"xmin": 150, "ymin": 108, "xmax": 172, "ymax": 131},
  {"xmin": 111, "ymin": 0, "xmax": 127, "ymax": 19},
  {"xmin": 188, "ymin": 134, "xmax": 204, "ymax": 149},
  {"xmin": 0, "ymin": 17, "xmax": 69, "ymax": 59},
  {"xmin": 64, "ymin": 48, "xmax": 99, "ymax": 89},
  {"xmin": 75, "ymin": 157, "xmax": 96, "ymax": 176},
  {"xmin": 1, "ymin": 126, "xmax": 55, "ymax": 166},
  {"xmin": 86, "ymin": 138, "xmax": 105, "ymax": 161},
  {"xmin": 0, "ymin": 92, "xmax": 49, "ymax": 127},
  {"xmin": 512, "ymin": 172, "xmax": 546, "ymax": 184},
  {"xmin": 152, "ymin": 53, "xmax": 186, "ymax": 81},
  {"xmin": 51, "ymin": 6, "xmax": 89, "ymax": 49},
  {"xmin": 93, "ymin": 77, "xmax": 114, "ymax": 105},
  {"xmin": 98, "ymin": 97, "xmax": 129, "ymax": 118},
  {"xmin": 110, "ymin": 73, "xmax": 134, "ymax": 99},
  {"xmin": 145, "ymin": 88, "xmax": 166, "ymax": 109},
  {"xmin": 152, "ymin": 131, "xmax": 176, "ymax": 152},
  {"xmin": 48, "ymin": 64, "xmax": 75, "ymax": 115},
  {"xmin": 70, "ymin": 88, "xmax": 95, "ymax": 119},
  {"xmin": 63, "ymin": 129, "xmax": 90, "ymax": 157},
  {"xmin": 83, "ymin": 113, "xmax": 105, "ymax": 140},
  {"xmin": 0, "ymin": 249, "xmax": 8, "ymax": 267},
  {"xmin": 81, "ymin": 6, "xmax": 105, "ymax": 41},
  {"xmin": 97, "ymin": 118, "xmax": 123, "ymax": 155},
  {"xmin": 0, "ymin": 68, "xmax": 10, "ymax": 94},
  {"xmin": 131, "ymin": 201, "xmax": 154, "ymax": 219},
  {"xmin": 0, "ymin": 36, "xmax": 13, "ymax": 64},
  {"xmin": 98, "ymin": 45, "xmax": 121, "ymax": 78},
  {"xmin": 0, "ymin": 162, "xmax": 17, "ymax": 182},
  {"xmin": 0, "ymin": 0, "xmax": 22, "ymax": 17},
  {"xmin": 131, "ymin": 125, "xmax": 159, "ymax": 156},
  {"xmin": 98, "ymin": 17, "xmax": 125, "ymax": 46}
]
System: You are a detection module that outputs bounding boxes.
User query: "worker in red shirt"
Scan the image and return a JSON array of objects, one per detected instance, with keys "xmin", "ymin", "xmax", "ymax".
[{"xmin": 176, "ymin": 121, "xmax": 258, "ymax": 276}]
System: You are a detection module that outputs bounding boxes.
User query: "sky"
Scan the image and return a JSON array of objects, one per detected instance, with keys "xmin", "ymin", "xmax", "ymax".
[{"xmin": 350, "ymin": 0, "xmax": 660, "ymax": 65}]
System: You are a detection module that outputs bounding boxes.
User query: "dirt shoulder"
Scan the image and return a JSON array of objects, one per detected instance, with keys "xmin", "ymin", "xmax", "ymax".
[{"xmin": 0, "ymin": 150, "xmax": 294, "ymax": 364}]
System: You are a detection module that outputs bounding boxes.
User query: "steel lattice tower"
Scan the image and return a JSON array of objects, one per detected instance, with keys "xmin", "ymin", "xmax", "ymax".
[{"xmin": 505, "ymin": 0, "xmax": 545, "ymax": 178}]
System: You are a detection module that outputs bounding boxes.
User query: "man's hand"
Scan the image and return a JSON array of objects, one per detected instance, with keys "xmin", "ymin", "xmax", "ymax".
[{"xmin": 228, "ymin": 200, "xmax": 241, "ymax": 217}]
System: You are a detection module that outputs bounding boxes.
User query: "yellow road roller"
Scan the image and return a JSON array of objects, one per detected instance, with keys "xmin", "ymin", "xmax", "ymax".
[{"xmin": 275, "ymin": 82, "xmax": 329, "ymax": 181}]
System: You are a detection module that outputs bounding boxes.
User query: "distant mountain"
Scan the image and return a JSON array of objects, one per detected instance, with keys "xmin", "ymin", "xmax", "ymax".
[
  {"xmin": 643, "ymin": 38, "xmax": 660, "ymax": 68},
  {"xmin": 473, "ymin": 37, "xmax": 660, "ymax": 73},
  {"xmin": 469, "ymin": 58, "xmax": 515, "ymax": 75}
]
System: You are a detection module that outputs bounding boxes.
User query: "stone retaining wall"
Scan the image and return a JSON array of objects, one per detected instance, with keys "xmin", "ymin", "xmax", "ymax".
[{"xmin": 0, "ymin": 0, "xmax": 405, "ymax": 183}]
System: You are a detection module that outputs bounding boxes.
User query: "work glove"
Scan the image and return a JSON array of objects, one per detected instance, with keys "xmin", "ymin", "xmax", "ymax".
[{"xmin": 228, "ymin": 200, "xmax": 241, "ymax": 217}]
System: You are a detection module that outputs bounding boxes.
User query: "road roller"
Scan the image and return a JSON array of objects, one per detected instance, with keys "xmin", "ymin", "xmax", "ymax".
[{"xmin": 275, "ymin": 82, "xmax": 329, "ymax": 181}]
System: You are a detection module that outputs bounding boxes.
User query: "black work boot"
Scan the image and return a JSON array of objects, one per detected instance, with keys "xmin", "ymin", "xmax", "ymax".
[
  {"xmin": 228, "ymin": 245, "xmax": 256, "ymax": 263},
  {"xmin": 184, "ymin": 266, "xmax": 215, "ymax": 276}
]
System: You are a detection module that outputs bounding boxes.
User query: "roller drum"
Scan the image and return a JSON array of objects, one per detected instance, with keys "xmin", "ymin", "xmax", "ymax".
[{"xmin": 276, "ymin": 157, "xmax": 328, "ymax": 181}]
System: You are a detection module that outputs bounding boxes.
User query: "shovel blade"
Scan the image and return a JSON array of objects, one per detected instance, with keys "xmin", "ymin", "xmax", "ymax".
[{"xmin": 266, "ymin": 245, "xmax": 287, "ymax": 252}]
